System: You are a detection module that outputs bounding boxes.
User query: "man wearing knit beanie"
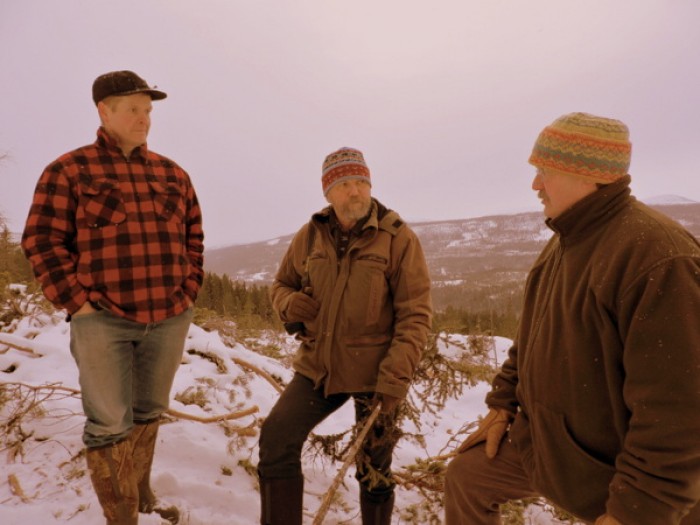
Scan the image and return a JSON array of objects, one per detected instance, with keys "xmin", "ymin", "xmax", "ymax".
[
  {"xmin": 258, "ymin": 147, "xmax": 432, "ymax": 525},
  {"xmin": 445, "ymin": 113, "xmax": 700, "ymax": 525}
]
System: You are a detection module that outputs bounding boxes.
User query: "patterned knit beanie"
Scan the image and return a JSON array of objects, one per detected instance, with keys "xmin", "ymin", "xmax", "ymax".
[
  {"xmin": 529, "ymin": 112, "xmax": 632, "ymax": 184},
  {"xmin": 322, "ymin": 147, "xmax": 371, "ymax": 195}
]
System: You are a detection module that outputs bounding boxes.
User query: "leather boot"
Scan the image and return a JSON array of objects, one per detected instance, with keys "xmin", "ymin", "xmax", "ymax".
[
  {"xmin": 131, "ymin": 420, "xmax": 158, "ymax": 512},
  {"xmin": 86, "ymin": 440, "xmax": 139, "ymax": 525},
  {"xmin": 360, "ymin": 490, "xmax": 395, "ymax": 525},
  {"xmin": 259, "ymin": 475, "xmax": 304, "ymax": 525},
  {"xmin": 130, "ymin": 420, "xmax": 179, "ymax": 524}
]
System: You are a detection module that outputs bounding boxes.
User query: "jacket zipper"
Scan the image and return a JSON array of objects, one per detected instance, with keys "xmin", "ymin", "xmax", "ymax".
[{"xmin": 521, "ymin": 242, "xmax": 563, "ymax": 378}]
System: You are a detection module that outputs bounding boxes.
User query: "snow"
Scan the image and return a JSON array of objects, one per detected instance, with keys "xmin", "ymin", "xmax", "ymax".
[
  {"xmin": 0, "ymin": 309, "xmax": 571, "ymax": 524},
  {"xmin": 245, "ymin": 272, "xmax": 272, "ymax": 282},
  {"xmin": 432, "ymin": 280, "xmax": 465, "ymax": 287}
]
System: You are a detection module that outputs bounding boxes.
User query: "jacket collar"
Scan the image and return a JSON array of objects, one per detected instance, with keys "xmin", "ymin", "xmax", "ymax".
[
  {"xmin": 95, "ymin": 127, "xmax": 148, "ymax": 161},
  {"xmin": 546, "ymin": 175, "xmax": 633, "ymax": 243},
  {"xmin": 313, "ymin": 198, "xmax": 394, "ymax": 233}
]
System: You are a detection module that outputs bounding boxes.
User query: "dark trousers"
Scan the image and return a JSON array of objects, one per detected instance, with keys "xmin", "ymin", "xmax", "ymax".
[
  {"xmin": 258, "ymin": 373, "xmax": 399, "ymax": 500},
  {"xmin": 445, "ymin": 438, "xmax": 700, "ymax": 525},
  {"xmin": 444, "ymin": 439, "xmax": 537, "ymax": 524}
]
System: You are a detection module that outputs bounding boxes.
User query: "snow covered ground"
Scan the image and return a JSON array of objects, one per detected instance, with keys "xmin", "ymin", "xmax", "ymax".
[{"xmin": 0, "ymin": 308, "xmax": 573, "ymax": 524}]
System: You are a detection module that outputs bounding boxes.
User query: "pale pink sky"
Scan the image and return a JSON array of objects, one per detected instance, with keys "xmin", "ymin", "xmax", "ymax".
[{"xmin": 2, "ymin": 1, "xmax": 699, "ymax": 246}]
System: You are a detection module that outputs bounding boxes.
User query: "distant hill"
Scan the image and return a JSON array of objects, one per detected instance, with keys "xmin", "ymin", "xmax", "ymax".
[
  {"xmin": 204, "ymin": 199, "xmax": 700, "ymax": 312},
  {"xmin": 642, "ymin": 195, "xmax": 698, "ymax": 206}
]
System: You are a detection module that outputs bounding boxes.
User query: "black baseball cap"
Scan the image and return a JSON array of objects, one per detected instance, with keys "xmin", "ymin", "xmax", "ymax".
[{"xmin": 92, "ymin": 70, "xmax": 167, "ymax": 105}]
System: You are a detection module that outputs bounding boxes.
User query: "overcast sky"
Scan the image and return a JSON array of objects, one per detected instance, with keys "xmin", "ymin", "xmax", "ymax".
[{"xmin": 2, "ymin": 1, "xmax": 699, "ymax": 247}]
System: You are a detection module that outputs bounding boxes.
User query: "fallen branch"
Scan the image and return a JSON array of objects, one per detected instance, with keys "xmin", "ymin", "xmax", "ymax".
[
  {"xmin": 186, "ymin": 348, "xmax": 284, "ymax": 394},
  {"xmin": 312, "ymin": 403, "xmax": 382, "ymax": 525},
  {"xmin": 187, "ymin": 348, "xmax": 228, "ymax": 373},
  {"xmin": 0, "ymin": 333, "xmax": 46, "ymax": 358},
  {"xmin": 1, "ymin": 382, "xmax": 257, "ymax": 426},
  {"xmin": 232, "ymin": 356, "xmax": 284, "ymax": 394},
  {"xmin": 8, "ymin": 473, "xmax": 30, "ymax": 503},
  {"xmin": 166, "ymin": 405, "xmax": 259, "ymax": 423}
]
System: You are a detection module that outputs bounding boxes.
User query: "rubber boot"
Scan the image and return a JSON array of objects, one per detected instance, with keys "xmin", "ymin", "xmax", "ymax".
[
  {"xmin": 130, "ymin": 420, "xmax": 179, "ymax": 524},
  {"xmin": 360, "ymin": 490, "xmax": 395, "ymax": 525},
  {"xmin": 259, "ymin": 475, "xmax": 304, "ymax": 525},
  {"xmin": 86, "ymin": 440, "xmax": 139, "ymax": 525}
]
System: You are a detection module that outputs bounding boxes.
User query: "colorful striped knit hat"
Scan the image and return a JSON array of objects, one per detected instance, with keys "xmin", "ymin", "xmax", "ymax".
[
  {"xmin": 322, "ymin": 147, "xmax": 371, "ymax": 195},
  {"xmin": 529, "ymin": 112, "xmax": 632, "ymax": 184}
]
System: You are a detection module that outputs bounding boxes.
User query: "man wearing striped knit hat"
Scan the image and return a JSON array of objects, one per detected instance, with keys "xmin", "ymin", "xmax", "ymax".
[
  {"xmin": 444, "ymin": 113, "xmax": 700, "ymax": 524},
  {"xmin": 259, "ymin": 147, "xmax": 432, "ymax": 524}
]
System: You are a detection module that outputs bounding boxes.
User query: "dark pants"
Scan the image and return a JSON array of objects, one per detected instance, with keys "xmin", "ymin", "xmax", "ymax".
[
  {"xmin": 445, "ymin": 437, "xmax": 700, "ymax": 525},
  {"xmin": 445, "ymin": 438, "xmax": 537, "ymax": 525},
  {"xmin": 258, "ymin": 373, "xmax": 399, "ymax": 500}
]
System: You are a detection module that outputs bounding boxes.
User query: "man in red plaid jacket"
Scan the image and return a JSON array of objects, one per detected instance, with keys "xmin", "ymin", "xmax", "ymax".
[{"xmin": 22, "ymin": 70, "xmax": 204, "ymax": 525}]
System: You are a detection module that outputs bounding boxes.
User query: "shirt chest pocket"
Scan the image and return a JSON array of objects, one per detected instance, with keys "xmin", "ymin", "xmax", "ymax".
[
  {"xmin": 79, "ymin": 178, "xmax": 126, "ymax": 228},
  {"xmin": 148, "ymin": 179, "xmax": 186, "ymax": 222}
]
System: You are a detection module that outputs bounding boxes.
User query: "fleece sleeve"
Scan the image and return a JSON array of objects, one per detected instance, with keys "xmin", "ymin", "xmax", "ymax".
[{"xmin": 608, "ymin": 257, "xmax": 700, "ymax": 524}]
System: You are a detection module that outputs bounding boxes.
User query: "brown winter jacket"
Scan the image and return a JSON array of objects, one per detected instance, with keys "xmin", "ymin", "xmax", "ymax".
[
  {"xmin": 271, "ymin": 199, "xmax": 432, "ymax": 399},
  {"xmin": 487, "ymin": 177, "xmax": 700, "ymax": 524}
]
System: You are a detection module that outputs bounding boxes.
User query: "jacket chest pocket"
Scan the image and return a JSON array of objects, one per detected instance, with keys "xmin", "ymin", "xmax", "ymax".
[
  {"xmin": 307, "ymin": 253, "xmax": 331, "ymax": 297},
  {"xmin": 354, "ymin": 254, "xmax": 389, "ymax": 327},
  {"xmin": 148, "ymin": 179, "xmax": 185, "ymax": 222},
  {"xmin": 79, "ymin": 178, "xmax": 126, "ymax": 228}
]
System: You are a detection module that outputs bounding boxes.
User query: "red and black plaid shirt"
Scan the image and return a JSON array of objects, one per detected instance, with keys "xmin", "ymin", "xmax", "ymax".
[{"xmin": 22, "ymin": 128, "xmax": 204, "ymax": 323}]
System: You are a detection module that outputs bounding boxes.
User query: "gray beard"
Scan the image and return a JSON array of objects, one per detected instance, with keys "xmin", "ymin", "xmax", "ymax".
[{"xmin": 335, "ymin": 199, "xmax": 371, "ymax": 224}]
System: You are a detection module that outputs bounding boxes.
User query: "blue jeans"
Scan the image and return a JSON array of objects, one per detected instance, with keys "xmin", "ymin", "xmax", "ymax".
[{"xmin": 69, "ymin": 307, "xmax": 193, "ymax": 448}]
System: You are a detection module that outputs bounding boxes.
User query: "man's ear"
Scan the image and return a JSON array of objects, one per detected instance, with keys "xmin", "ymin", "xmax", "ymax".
[{"xmin": 96, "ymin": 101, "xmax": 110, "ymax": 124}]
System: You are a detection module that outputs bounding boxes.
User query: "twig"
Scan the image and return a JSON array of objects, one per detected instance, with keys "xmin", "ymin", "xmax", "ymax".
[
  {"xmin": 1, "ymin": 382, "xmax": 81, "ymax": 395},
  {"xmin": 312, "ymin": 404, "xmax": 382, "ymax": 525}
]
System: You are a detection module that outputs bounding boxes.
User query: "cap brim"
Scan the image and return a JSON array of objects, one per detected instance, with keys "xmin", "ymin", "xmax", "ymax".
[
  {"xmin": 132, "ymin": 88, "xmax": 167, "ymax": 100},
  {"xmin": 102, "ymin": 88, "xmax": 167, "ymax": 101}
]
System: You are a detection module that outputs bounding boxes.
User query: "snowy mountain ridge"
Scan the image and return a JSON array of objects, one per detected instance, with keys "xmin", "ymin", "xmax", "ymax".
[
  {"xmin": 642, "ymin": 194, "xmax": 698, "ymax": 206},
  {"xmin": 203, "ymin": 200, "xmax": 700, "ymax": 312}
]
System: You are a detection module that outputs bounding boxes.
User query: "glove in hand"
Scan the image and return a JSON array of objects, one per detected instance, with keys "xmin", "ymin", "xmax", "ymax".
[
  {"xmin": 284, "ymin": 291, "xmax": 320, "ymax": 323},
  {"xmin": 594, "ymin": 515, "xmax": 623, "ymax": 525},
  {"xmin": 457, "ymin": 408, "xmax": 512, "ymax": 459}
]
